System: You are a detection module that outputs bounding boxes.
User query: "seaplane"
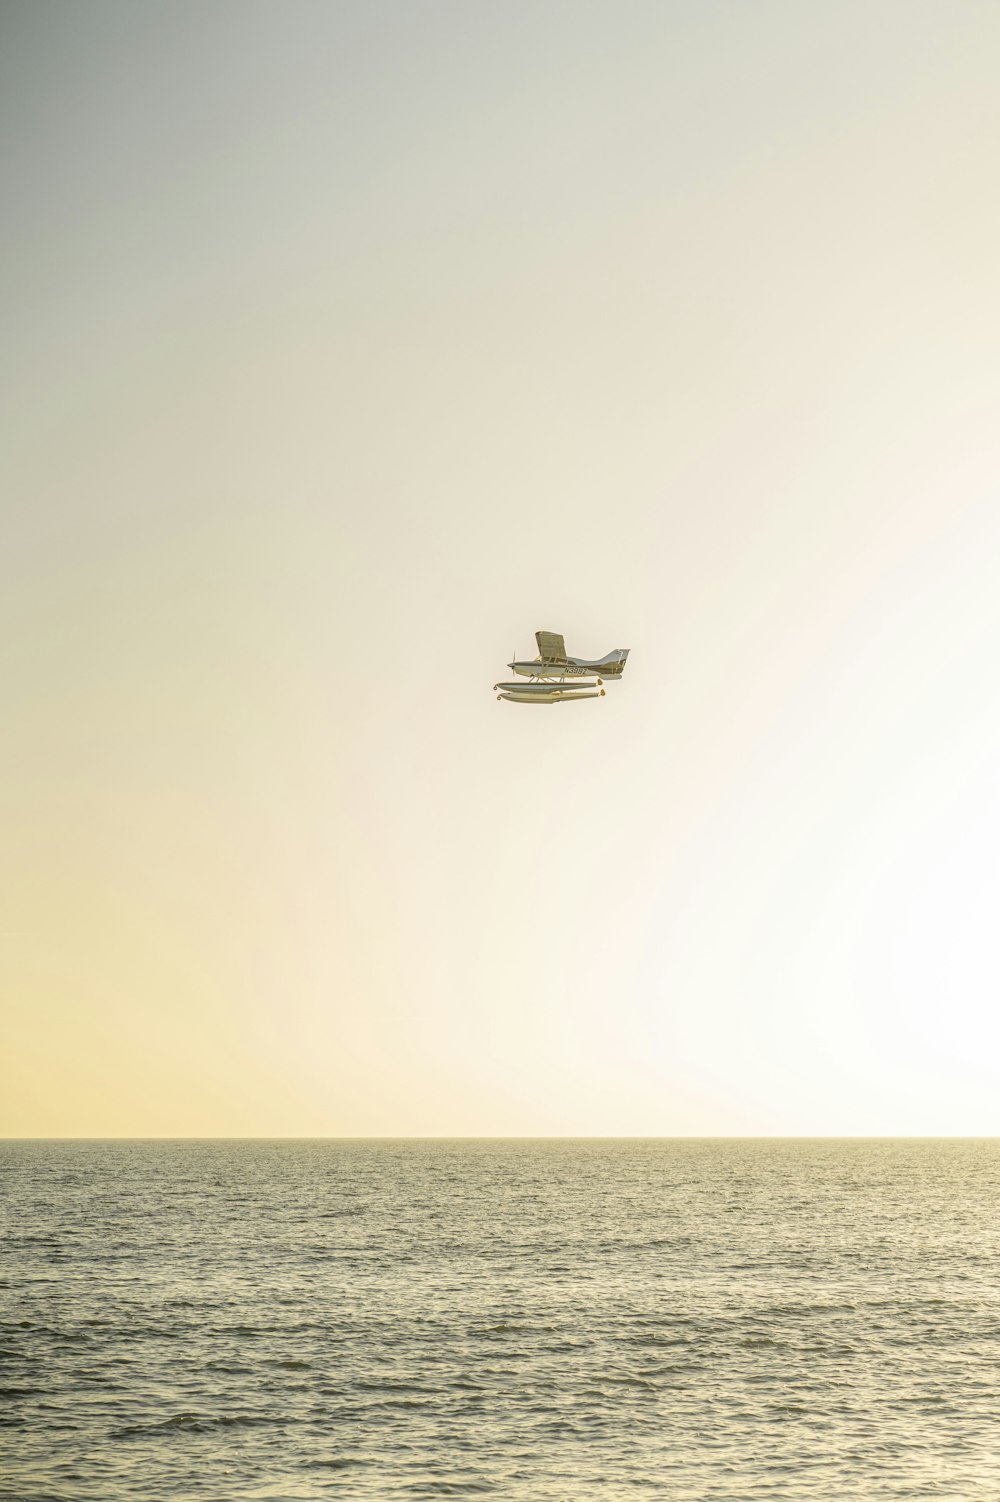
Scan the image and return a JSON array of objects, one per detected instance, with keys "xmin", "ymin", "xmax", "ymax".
[{"xmin": 494, "ymin": 631, "xmax": 630, "ymax": 704}]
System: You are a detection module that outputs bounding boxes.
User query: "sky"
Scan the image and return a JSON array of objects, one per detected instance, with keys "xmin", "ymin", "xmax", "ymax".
[{"xmin": 3, "ymin": 0, "xmax": 1000, "ymax": 1136}]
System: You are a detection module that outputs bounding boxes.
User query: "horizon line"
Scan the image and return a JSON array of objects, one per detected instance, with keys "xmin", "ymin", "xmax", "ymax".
[{"xmin": 4, "ymin": 1133, "xmax": 1000, "ymax": 1142}]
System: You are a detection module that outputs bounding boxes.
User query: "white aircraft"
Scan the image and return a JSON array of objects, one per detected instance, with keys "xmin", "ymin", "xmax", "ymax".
[
  {"xmin": 508, "ymin": 631, "xmax": 629, "ymax": 680},
  {"xmin": 495, "ymin": 631, "xmax": 630, "ymax": 704}
]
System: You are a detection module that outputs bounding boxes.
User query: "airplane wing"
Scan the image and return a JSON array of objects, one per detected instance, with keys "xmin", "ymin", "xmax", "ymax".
[{"xmin": 535, "ymin": 630, "xmax": 567, "ymax": 662}]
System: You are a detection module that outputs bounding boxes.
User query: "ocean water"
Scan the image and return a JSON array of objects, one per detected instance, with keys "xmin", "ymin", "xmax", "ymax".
[{"xmin": 3, "ymin": 1139, "xmax": 1000, "ymax": 1501}]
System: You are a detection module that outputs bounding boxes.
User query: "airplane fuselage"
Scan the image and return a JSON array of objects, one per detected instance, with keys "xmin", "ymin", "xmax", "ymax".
[{"xmin": 508, "ymin": 654, "xmax": 628, "ymax": 679}]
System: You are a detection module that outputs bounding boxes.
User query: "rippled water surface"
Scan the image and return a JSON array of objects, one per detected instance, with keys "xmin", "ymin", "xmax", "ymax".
[{"xmin": 4, "ymin": 1139, "xmax": 1000, "ymax": 1500}]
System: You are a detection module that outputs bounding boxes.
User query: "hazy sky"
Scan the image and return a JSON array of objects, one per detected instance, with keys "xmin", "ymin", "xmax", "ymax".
[{"xmin": 4, "ymin": 0, "xmax": 1000, "ymax": 1135}]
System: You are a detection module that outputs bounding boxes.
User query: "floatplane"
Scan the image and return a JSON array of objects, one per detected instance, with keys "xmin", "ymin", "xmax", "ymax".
[{"xmin": 494, "ymin": 631, "xmax": 630, "ymax": 704}]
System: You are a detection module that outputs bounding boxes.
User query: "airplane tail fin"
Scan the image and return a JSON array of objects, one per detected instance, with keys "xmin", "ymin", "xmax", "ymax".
[{"xmin": 595, "ymin": 648, "xmax": 629, "ymax": 669}]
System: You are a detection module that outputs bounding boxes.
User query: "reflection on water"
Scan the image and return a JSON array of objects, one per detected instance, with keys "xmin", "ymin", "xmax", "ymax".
[{"xmin": 3, "ymin": 1138, "xmax": 1000, "ymax": 1499}]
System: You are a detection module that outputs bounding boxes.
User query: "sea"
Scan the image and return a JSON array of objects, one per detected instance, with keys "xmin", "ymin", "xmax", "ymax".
[{"xmin": 3, "ymin": 1138, "xmax": 1000, "ymax": 1501}]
